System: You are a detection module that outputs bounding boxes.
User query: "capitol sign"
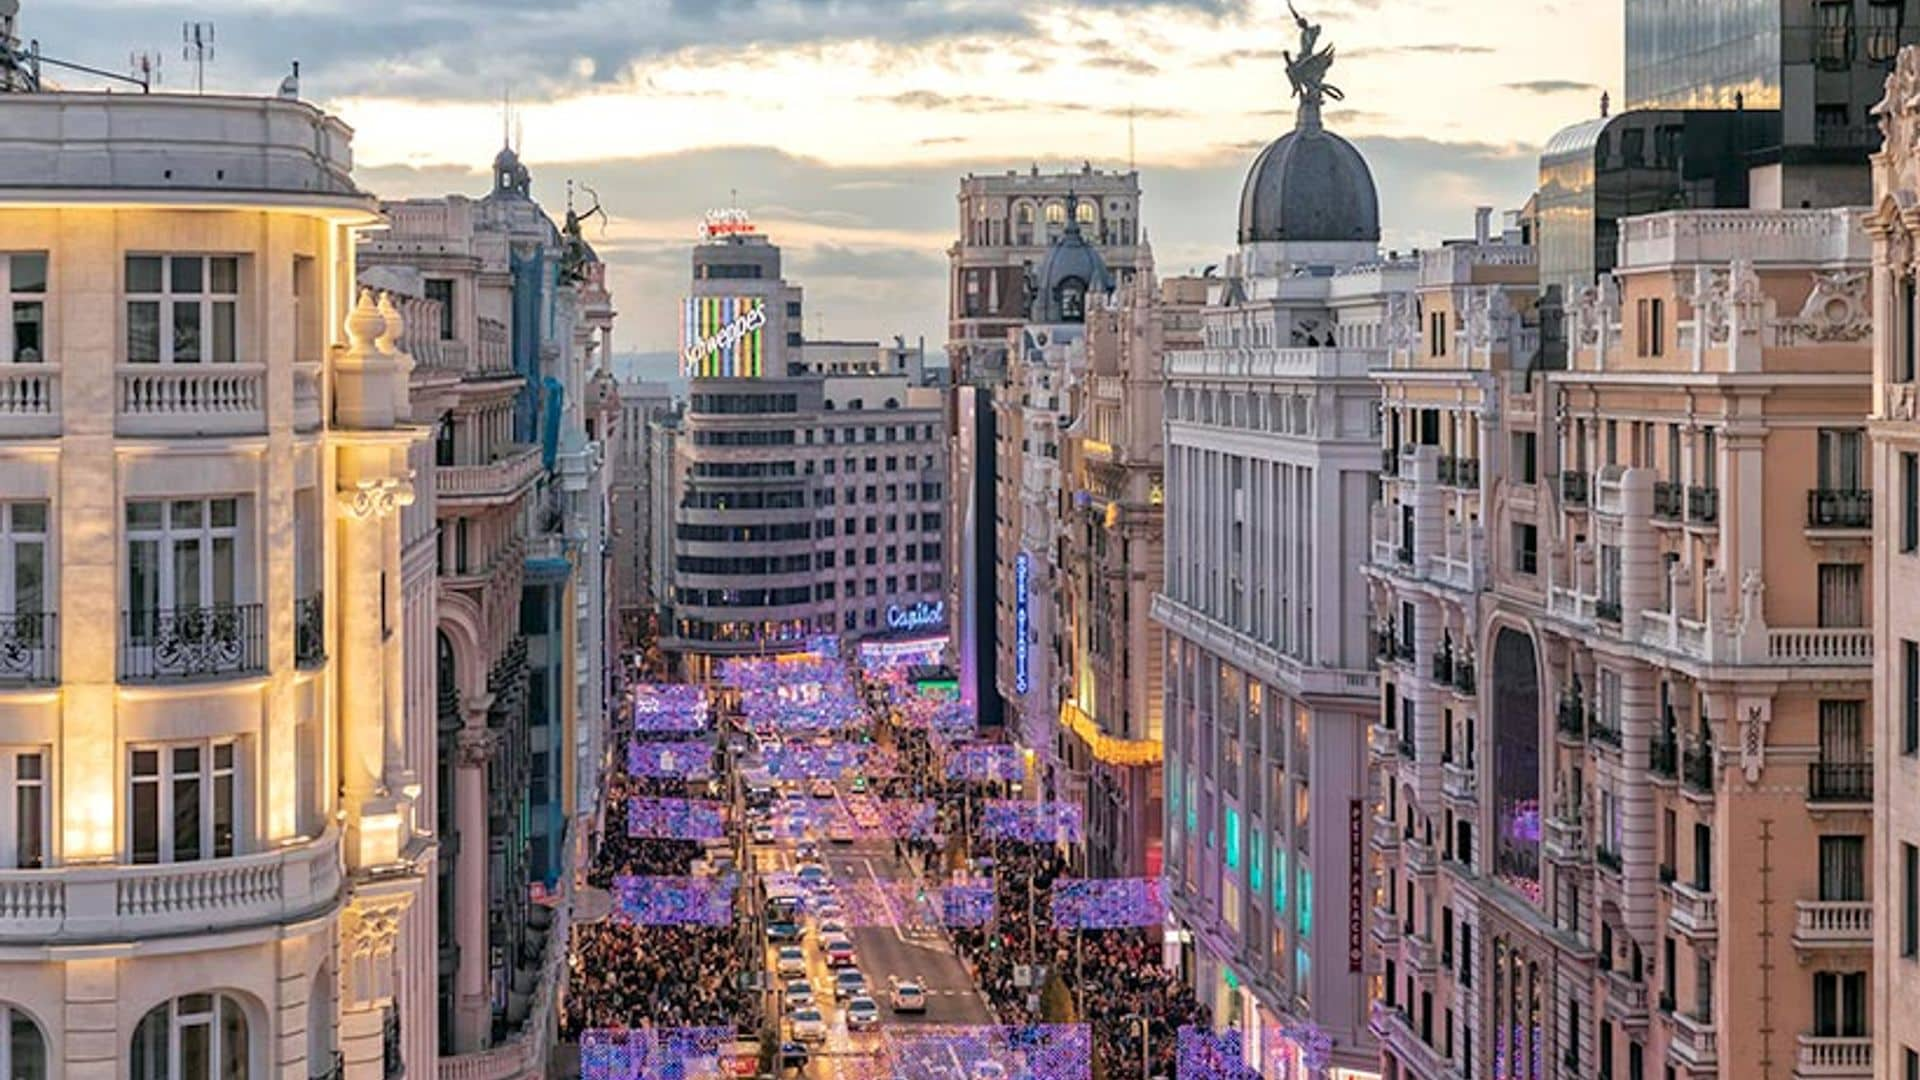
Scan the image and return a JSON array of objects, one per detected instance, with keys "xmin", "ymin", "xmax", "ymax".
[{"xmin": 886, "ymin": 600, "xmax": 945, "ymax": 632}]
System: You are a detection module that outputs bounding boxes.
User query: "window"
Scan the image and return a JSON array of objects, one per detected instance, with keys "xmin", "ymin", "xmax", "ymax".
[
  {"xmin": 1430, "ymin": 311, "xmax": 1447, "ymax": 357},
  {"xmin": 129, "ymin": 740, "xmax": 237, "ymax": 863},
  {"xmin": 1907, "ymin": 640, "xmax": 1920, "ymax": 755},
  {"xmin": 1819, "ymin": 836, "xmax": 1866, "ymax": 902},
  {"xmin": 1513, "ymin": 522, "xmax": 1538, "ymax": 575},
  {"xmin": 127, "ymin": 498, "xmax": 239, "ymax": 619},
  {"xmin": 1820, "ymin": 700, "xmax": 1866, "ymax": 764},
  {"xmin": 1904, "ymin": 276, "xmax": 1918, "ymax": 382},
  {"xmin": 1908, "ymin": 453, "xmax": 1920, "ymax": 552},
  {"xmin": 2, "ymin": 253, "xmax": 46, "ymax": 363},
  {"xmin": 1511, "ymin": 431, "xmax": 1537, "ymax": 484},
  {"xmin": 0, "ymin": 501, "xmax": 46, "ymax": 623},
  {"xmin": 1818, "ymin": 428, "xmax": 1865, "ymax": 491},
  {"xmin": 0, "ymin": 750, "xmax": 45, "ymax": 870},
  {"xmin": 1816, "ymin": 0, "xmax": 1855, "ymax": 68},
  {"xmin": 126, "ymin": 255, "xmax": 239, "ymax": 364},
  {"xmin": 1817, "ymin": 564, "xmax": 1864, "ymax": 628},
  {"xmin": 1904, "ymin": 843, "xmax": 1917, "ymax": 957},
  {"xmin": 0, "ymin": 1005, "xmax": 44, "ymax": 1079},
  {"xmin": 1870, "ymin": 0, "xmax": 1908, "ymax": 60},
  {"xmin": 423, "ymin": 278, "xmax": 455, "ymax": 340},
  {"xmin": 1636, "ymin": 297, "xmax": 1664, "ymax": 357},
  {"xmin": 1812, "ymin": 970, "xmax": 1868, "ymax": 1037},
  {"xmin": 131, "ymin": 993, "xmax": 250, "ymax": 1079}
]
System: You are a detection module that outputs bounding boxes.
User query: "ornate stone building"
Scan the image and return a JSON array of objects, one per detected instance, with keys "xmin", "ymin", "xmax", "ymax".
[{"xmin": 0, "ymin": 88, "xmax": 432, "ymax": 1077}]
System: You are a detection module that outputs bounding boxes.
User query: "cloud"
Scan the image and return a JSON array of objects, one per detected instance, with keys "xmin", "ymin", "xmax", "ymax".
[
  {"xmin": 1084, "ymin": 55, "xmax": 1162, "ymax": 76},
  {"xmin": 1502, "ymin": 79, "xmax": 1602, "ymax": 95},
  {"xmin": 1344, "ymin": 43, "xmax": 1496, "ymax": 59},
  {"xmin": 867, "ymin": 90, "xmax": 1185, "ymax": 120}
]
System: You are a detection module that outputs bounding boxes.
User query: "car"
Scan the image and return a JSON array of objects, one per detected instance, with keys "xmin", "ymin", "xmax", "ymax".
[
  {"xmin": 784, "ymin": 979, "xmax": 816, "ymax": 1011},
  {"xmin": 849, "ymin": 775, "xmax": 869, "ymax": 793},
  {"xmin": 828, "ymin": 822, "xmax": 856, "ymax": 845},
  {"xmin": 817, "ymin": 917, "xmax": 848, "ymax": 938},
  {"xmin": 890, "ymin": 978, "xmax": 927, "ymax": 1013},
  {"xmin": 833, "ymin": 968, "xmax": 868, "ymax": 1001},
  {"xmin": 775, "ymin": 946, "xmax": 807, "ymax": 977},
  {"xmin": 846, "ymin": 995, "xmax": 881, "ymax": 1031},
  {"xmin": 810, "ymin": 778, "xmax": 836, "ymax": 799},
  {"xmin": 796, "ymin": 863, "xmax": 830, "ymax": 888},
  {"xmin": 767, "ymin": 919, "xmax": 802, "ymax": 942},
  {"xmin": 824, "ymin": 938, "xmax": 857, "ymax": 968},
  {"xmin": 796, "ymin": 841, "xmax": 821, "ymax": 862},
  {"xmin": 779, "ymin": 1041, "xmax": 809, "ymax": 1072},
  {"xmin": 752, "ymin": 823, "xmax": 777, "ymax": 844},
  {"xmin": 790, "ymin": 1007, "xmax": 827, "ymax": 1043}
]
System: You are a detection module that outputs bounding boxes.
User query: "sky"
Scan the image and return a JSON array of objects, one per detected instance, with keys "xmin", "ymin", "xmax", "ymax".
[{"xmin": 27, "ymin": 0, "xmax": 1621, "ymax": 360}]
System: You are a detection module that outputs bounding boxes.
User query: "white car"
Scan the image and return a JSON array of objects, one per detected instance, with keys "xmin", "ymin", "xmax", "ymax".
[
  {"xmin": 817, "ymin": 918, "xmax": 849, "ymax": 939},
  {"xmin": 890, "ymin": 978, "xmax": 927, "ymax": 1013},
  {"xmin": 751, "ymin": 823, "xmax": 776, "ymax": 844},
  {"xmin": 776, "ymin": 946, "xmax": 807, "ymax": 977},
  {"xmin": 810, "ymin": 778, "xmax": 836, "ymax": 799},
  {"xmin": 790, "ymin": 1007, "xmax": 828, "ymax": 1043},
  {"xmin": 846, "ymin": 995, "xmax": 881, "ymax": 1031},
  {"xmin": 828, "ymin": 822, "xmax": 856, "ymax": 845},
  {"xmin": 785, "ymin": 979, "xmax": 816, "ymax": 1011}
]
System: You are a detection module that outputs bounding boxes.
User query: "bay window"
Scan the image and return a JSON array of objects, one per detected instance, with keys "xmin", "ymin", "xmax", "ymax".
[
  {"xmin": 129, "ymin": 740, "xmax": 237, "ymax": 864},
  {"xmin": 126, "ymin": 255, "xmax": 239, "ymax": 365}
]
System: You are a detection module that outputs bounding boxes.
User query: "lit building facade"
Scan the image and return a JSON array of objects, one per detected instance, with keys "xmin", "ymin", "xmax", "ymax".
[
  {"xmin": 0, "ymin": 89, "xmax": 432, "ymax": 1076},
  {"xmin": 662, "ymin": 224, "xmax": 949, "ymax": 670},
  {"xmin": 1372, "ymin": 204, "xmax": 1879, "ymax": 1080},
  {"xmin": 1056, "ymin": 251, "xmax": 1203, "ymax": 879},
  {"xmin": 1868, "ymin": 46, "xmax": 1920, "ymax": 1080},
  {"xmin": 1155, "ymin": 63, "xmax": 1397, "ymax": 1073}
]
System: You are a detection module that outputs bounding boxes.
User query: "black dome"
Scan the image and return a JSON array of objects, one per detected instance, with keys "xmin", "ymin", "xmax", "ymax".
[
  {"xmin": 1030, "ymin": 211, "xmax": 1113, "ymax": 324},
  {"xmin": 1238, "ymin": 124, "xmax": 1380, "ymax": 245}
]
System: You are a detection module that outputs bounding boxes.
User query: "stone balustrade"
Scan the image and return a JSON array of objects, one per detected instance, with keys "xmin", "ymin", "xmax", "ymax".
[
  {"xmin": 0, "ymin": 366, "xmax": 59, "ymax": 436},
  {"xmin": 117, "ymin": 364, "xmax": 266, "ymax": 436}
]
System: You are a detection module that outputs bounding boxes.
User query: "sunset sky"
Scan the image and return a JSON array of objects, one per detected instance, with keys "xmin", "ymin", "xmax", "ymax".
[{"xmin": 31, "ymin": 0, "xmax": 1620, "ymax": 359}]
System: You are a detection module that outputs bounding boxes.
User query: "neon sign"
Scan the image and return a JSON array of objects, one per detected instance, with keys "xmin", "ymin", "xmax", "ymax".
[
  {"xmin": 681, "ymin": 296, "xmax": 766, "ymax": 377},
  {"xmin": 887, "ymin": 600, "xmax": 945, "ymax": 632},
  {"xmin": 1014, "ymin": 551, "xmax": 1031, "ymax": 695},
  {"xmin": 699, "ymin": 207, "xmax": 756, "ymax": 241}
]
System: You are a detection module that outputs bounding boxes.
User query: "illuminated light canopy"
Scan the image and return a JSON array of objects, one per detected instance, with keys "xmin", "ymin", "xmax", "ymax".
[
  {"xmin": 626, "ymin": 740, "xmax": 714, "ymax": 779},
  {"xmin": 945, "ymin": 744, "xmax": 1025, "ymax": 782},
  {"xmin": 775, "ymin": 880, "xmax": 995, "ymax": 929},
  {"xmin": 1050, "ymin": 878, "xmax": 1167, "ymax": 929},
  {"xmin": 627, "ymin": 797, "xmax": 728, "ymax": 840},
  {"xmin": 981, "ymin": 800, "xmax": 1083, "ymax": 844},
  {"xmin": 581, "ymin": 1026, "xmax": 735, "ymax": 1080},
  {"xmin": 1059, "ymin": 701, "xmax": 1162, "ymax": 767},
  {"xmin": 1176, "ymin": 1027, "xmax": 1259, "ymax": 1080},
  {"xmin": 859, "ymin": 634, "xmax": 945, "ymax": 669},
  {"xmin": 681, "ymin": 296, "xmax": 766, "ymax": 377},
  {"xmin": 874, "ymin": 1025, "xmax": 1091, "ymax": 1080},
  {"xmin": 761, "ymin": 744, "xmax": 898, "ymax": 780},
  {"xmin": 633, "ymin": 684, "xmax": 708, "ymax": 733},
  {"xmin": 611, "ymin": 876, "xmax": 736, "ymax": 926}
]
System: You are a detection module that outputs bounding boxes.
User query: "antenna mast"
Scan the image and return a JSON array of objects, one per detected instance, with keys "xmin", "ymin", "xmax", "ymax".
[
  {"xmin": 130, "ymin": 50, "xmax": 160, "ymax": 89},
  {"xmin": 181, "ymin": 20, "xmax": 213, "ymax": 93}
]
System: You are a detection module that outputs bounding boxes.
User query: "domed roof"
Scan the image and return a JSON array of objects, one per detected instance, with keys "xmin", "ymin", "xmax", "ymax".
[
  {"xmin": 1030, "ymin": 203, "xmax": 1113, "ymax": 324},
  {"xmin": 1238, "ymin": 122, "xmax": 1380, "ymax": 245}
]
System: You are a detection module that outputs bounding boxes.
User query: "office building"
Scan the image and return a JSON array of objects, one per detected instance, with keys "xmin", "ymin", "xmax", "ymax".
[
  {"xmin": 611, "ymin": 379, "xmax": 675, "ymax": 654},
  {"xmin": 660, "ymin": 219, "xmax": 948, "ymax": 671},
  {"xmin": 0, "ymin": 84, "xmax": 432, "ymax": 1076}
]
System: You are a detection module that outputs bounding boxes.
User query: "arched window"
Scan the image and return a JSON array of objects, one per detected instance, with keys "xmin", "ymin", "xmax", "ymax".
[
  {"xmin": 1017, "ymin": 203, "xmax": 1036, "ymax": 224},
  {"xmin": 1044, "ymin": 202, "xmax": 1066, "ymax": 225},
  {"xmin": 132, "ymin": 993, "xmax": 250, "ymax": 1079},
  {"xmin": 0, "ymin": 1005, "xmax": 46, "ymax": 1079},
  {"xmin": 1075, "ymin": 201, "xmax": 1096, "ymax": 224},
  {"xmin": 1056, "ymin": 277, "xmax": 1088, "ymax": 322}
]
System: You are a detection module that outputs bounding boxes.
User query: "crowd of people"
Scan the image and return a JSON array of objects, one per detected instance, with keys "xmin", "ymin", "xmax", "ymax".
[
  {"xmin": 561, "ymin": 752, "xmax": 757, "ymax": 1040},
  {"xmin": 950, "ymin": 843, "xmax": 1207, "ymax": 1079}
]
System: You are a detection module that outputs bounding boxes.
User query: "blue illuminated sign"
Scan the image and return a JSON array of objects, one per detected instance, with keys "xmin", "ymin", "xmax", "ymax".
[{"xmin": 1014, "ymin": 551, "xmax": 1031, "ymax": 695}]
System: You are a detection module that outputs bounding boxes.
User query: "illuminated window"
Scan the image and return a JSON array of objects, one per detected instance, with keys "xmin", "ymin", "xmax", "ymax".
[
  {"xmin": 131, "ymin": 992, "xmax": 251, "ymax": 1079},
  {"xmin": 128, "ymin": 739, "xmax": 238, "ymax": 864},
  {"xmin": 2, "ymin": 253, "xmax": 46, "ymax": 364},
  {"xmin": 1225, "ymin": 807, "xmax": 1242, "ymax": 870},
  {"xmin": 1075, "ymin": 201, "xmax": 1096, "ymax": 224},
  {"xmin": 1044, "ymin": 203, "xmax": 1067, "ymax": 225},
  {"xmin": 1297, "ymin": 864, "xmax": 1312, "ymax": 935},
  {"xmin": 0, "ymin": 749, "xmax": 46, "ymax": 869}
]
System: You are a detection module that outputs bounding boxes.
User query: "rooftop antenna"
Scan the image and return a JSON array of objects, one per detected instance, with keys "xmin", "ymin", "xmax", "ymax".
[
  {"xmin": 181, "ymin": 20, "xmax": 213, "ymax": 93},
  {"xmin": 130, "ymin": 50, "xmax": 161, "ymax": 89}
]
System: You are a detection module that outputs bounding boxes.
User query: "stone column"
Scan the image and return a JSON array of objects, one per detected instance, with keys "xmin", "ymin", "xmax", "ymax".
[{"xmin": 452, "ymin": 721, "xmax": 496, "ymax": 1052}]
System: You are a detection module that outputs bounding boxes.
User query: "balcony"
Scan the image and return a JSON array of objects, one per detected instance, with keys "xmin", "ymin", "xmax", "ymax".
[
  {"xmin": 1544, "ymin": 814, "xmax": 1588, "ymax": 864},
  {"xmin": 1452, "ymin": 660, "xmax": 1476, "ymax": 696},
  {"xmin": 1669, "ymin": 1009, "xmax": 1719, "ymax": 1070},
  {"xmin": 1806, "ymin": 489, "xmax": 1871, "ymax": 531},
  {"xmin": 0, "ymin": 365, "xmax": 59, "ymax": 437},
  {"xmin": 1397, "ymin": 733, "xmax": 1416, "ymax": 761},
  {"xmin": 1438, "ymin": 456, "xmax": 1458, "ymax": 486},
  {"xmin": 1649, "ymin": 733, "xmax": 1678, "ymax": 779},
  {"xmin": 1405, "ymin": 834, "xmax": 1437, "ymax": 877},
  {"xmin": 1596, "ymin": 597, "xmax": 1622, "ymax": 623},
  {"xmin": 1442, "ymin": 760, "xmax": 1477, "ymax": 804},
  {"xmin": 437, "ymin": 443, "xmax": 545, "ymax": 504},
  {"xmin": 1806, "ymin": 762, "xmax": 1871, "ymax": 805},
  {"xmin": 1767, "ymin": 629, "xmax": 1872, "ymax": 666},
  {"xmin": 1795, "ymin": 1035, "xmax": 1872, "ymax": 1077},
  {"xmin": 1370, "ymin": 905, "xmax": 1402, "ymax": 948},
  {"xmin": 1381, "ymin": 447, "xmax": 1400, "ymax": 477},
  {"xmin": 1561, "ymin": 470, "xmax": 1589, "ymax": 506},
  {"xmin": 0, "ymin": 611, "xmax": 56, "ymax": 685},
  {"xmin": 1438, "ymin": 456, "xmax": 1480, "ymax": 490},
  {"xmin": 1556, "ymin": 696, "xmax": 1588, "ymax": 742},
  {"xmin": 0, "ymin": 827, "xmax": 342, "ymax": 943},
  {"xmin": 1687, "ymin": 485, "xmax": 1719, "ymax": 526},
  {"xmin": 1370, "ymin": 812, "xmax": 1401, "ymax": 852},
  {"xmin": 1683, "ymin": 745, "xmax": 1716, "ymax": 795},
  {"xmin": 1667, "ymin": 880, "xmax": 1718, "ymax": 938},
  {"xmin": 1595, "ymin": 844, "xmax": 1624, "ymax": 874},
  {"xmin": 1590, "ymin": 713, "xmax": 1622, "ymax": 749},
  {"xmin": 1653, "ymin": 480, "xmax": 1684, "ymax": 522},
  {"xmin": 1368, "ymin": 723, "xmax": 1398, "ymax": 760},
  {"xmin": 117, "ymin": 364, "xmax": 266, "ymax": 436},
  {"xmin": 294, "ymin": 593, "xmax": 326, "ymax": 669},
  {"xmin": 1407, "ymin": 931, "xmax": 1439, "ymax": 973},
  {"xmin": 1792, "ymin": 900, "xmax": 1872, "ymax": 948},
  {"xmin": 1606, "ymin": 970, "xmax": 1649, "ymax": 1021},
  {"xmin": 120, "ymin": 603, "xmax": 266, "ymax": 682},
  {"xmin": 1431, "ymin": 651, "xmax": 1453, "ymax": 684}
]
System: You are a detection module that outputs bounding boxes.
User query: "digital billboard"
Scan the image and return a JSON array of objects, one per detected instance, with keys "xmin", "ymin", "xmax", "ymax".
[{"xmin": 680, "ymin": 296, "xmax": 766, "ymax": 378}]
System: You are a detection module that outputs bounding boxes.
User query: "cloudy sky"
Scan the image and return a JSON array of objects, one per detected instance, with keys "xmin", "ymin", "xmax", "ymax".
[{"xmin": 30, "ymin": 0, "xmax": 1619, "ymax": 359}]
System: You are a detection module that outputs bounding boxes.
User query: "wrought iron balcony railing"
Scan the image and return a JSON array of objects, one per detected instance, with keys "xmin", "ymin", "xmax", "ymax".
[
  {"xmin": 1653, "ymin": 481, "xmax": 1683, "ymax": 521},
  {"xmin": 1688, "ymin": 485, "xmax": 1720, "ymax": 525},
  {"xmin": 1807, "ymin": 761, "xmax": 1871, "ymax": 803},
  {"xmin": 0, "ymin": 611, "xmax": 56, "ymax": 684},
  {"xmin": 1561, "ymin": 470, "xmax": 1589, "ymax": 505},
  {"xmin": 121, "ymin": 603, "xmax": 266, "ymax": 681},
  {"xmin": 1806, "ymin": 489, "xmax": 1871, "ymax": 530}
]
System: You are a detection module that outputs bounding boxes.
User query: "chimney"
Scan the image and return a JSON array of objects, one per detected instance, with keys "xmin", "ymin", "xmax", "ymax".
[{"xmin": 1474, "ymin": 207, "xmax": 1492, "ymax": 245}]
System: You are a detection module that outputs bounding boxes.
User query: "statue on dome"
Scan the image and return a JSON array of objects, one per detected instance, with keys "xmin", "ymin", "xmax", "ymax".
[{"xmin": 1284, "ymin": 1, "xmax": 1344, "ymax": 113}]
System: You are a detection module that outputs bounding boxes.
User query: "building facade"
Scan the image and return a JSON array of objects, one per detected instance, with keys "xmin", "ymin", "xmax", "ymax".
[
  {"xmin": 611, "ymin": 379, "xmax": 674, "ymax": 655},
  {"xmin": 1154, "ymin": 51, "xmax": 1398, "ymax": 1072},
  {"xmin": 1056, "ymin": 251, "xmax": 1204, "ymax": 880},
  {"xmin": 661, "ymin": 223, "xmax": 949, "ymax": 671},
  {"xmin": 0, "ymin": 89, "xmax": 432, "ymax": 1077},
  {"xmin": 1868, "ymin": 45, "xmax": 1920, "ymax": 1080}
]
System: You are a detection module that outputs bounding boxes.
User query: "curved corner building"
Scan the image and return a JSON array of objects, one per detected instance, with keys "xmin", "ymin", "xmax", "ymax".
[{"xmin": 0, "ymin": 90, "xmax": 434, "ymax": 1076}]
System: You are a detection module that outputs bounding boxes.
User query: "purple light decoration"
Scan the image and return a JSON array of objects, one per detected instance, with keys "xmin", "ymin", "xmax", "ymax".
[
  {"xmin": 1262, "ymin": 1021, "xmax": 1333, "ymax": 1078},
  {"xmin": 626, "ymin": 740, "xmax": 714, "ymax": 779},
  {"xmin": 627, "ymin": 797, "xmax": 728, "ymax": 840},
  {"xmin": 610, "ymin": 876, "xmax": 735, "ymax": 926},
  {"xmin": 761, "ymin": 745, "xmax": 897, "ymax": 780},
  {"xmin": 981, "ymin": 800, "xmax": 1084, "ymax": 844},
  {"xmin": 1049, "ymin": 878, "xmax": 1166, "ymax": 929},
  {"xmin": 945, "ymin": 745, "xmax": 1024, "ymax": 782},
  {"xmin": 1175, "ymin": 1027, "xmax": 1258, "ymax": 1080},
  {"xmin": 632, "ymin": 684, "xmax": 708, "ymax": 733},
  {"xmin": 796, "ymin": 881, "xmax": 995, "ymax": 928},
  {"xmin": 581, "ymin": 1027, "xmax": 734, "ymax": 1080},
  {"xmin": 1503, "ymin": 798, "xmax": 1542, "ymax": 844},
  {"xmin": 877, "ymin": 799, "xmax": 938, "ymax": 839},
  {"xmin": 942, "ymin": 881, "xmax": 996, "ymax": 927},
  {"xmin": 878, "ymin": 1025, "xmax": 1090, "ymax": 1080}
]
